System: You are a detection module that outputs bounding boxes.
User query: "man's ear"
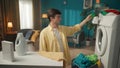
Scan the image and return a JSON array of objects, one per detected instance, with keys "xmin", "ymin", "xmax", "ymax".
[{"xmin": 50, "ymin": 17, "xmax": 54, "ymax": 21}]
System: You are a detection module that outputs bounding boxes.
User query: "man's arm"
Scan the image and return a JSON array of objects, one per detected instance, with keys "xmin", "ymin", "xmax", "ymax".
[
  {"xmin": 79, "ymin": 14, "xmax": 92, "ymax": 28},
  {"xmin": 63, "ymin": 14, "xmax": 92, "ymax": 36}
]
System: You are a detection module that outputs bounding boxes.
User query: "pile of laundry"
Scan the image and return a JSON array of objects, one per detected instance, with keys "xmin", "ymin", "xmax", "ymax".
[
  {"xmin": 99, "ymin": 9, "xmax": 120, "ymax": 16},
  {"xmin": 91, "ymin": 9, "xmax": 120, "ymax": 17},
  {"xmin": 105, "ymin": 9, "xmax": 120, "ymax": 15},
  {"xmin": 72, "ymin": 53, "xmax": 98, "ymax": 68}
]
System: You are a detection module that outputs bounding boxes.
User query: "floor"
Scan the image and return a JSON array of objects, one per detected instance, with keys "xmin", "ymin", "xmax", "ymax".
[{"xmin": 67, "ymin": 45, "xmax": 95, "ymax": 68}]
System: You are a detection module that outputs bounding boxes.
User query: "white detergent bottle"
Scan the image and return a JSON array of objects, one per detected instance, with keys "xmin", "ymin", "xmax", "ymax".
[{"xmin": 15, "ymin": 33, "xmax": 27, "ymax": 56}]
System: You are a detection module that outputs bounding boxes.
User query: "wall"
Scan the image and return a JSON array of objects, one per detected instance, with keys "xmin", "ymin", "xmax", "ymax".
[
  {"xmin": 41, "ymin": 0, "xmax": 120, "ymax": 37},
  {"xmin": 41, "ymin": 0, "xmax": 120, "ymax": 26},
  {"xmin": 41, "ymin": 0, "xmax": 83, "ymax": 26},
  {"xmin": 101, "ymin": 0, "xmax": 120, "ymax": 10}
]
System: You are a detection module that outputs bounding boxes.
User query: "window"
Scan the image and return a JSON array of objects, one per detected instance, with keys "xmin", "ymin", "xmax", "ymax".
[{"xmin": 19, "ymin": 0, "xmax": 33, "ymax": 29}]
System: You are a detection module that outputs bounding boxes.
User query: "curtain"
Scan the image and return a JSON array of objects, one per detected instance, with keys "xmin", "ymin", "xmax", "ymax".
[
  {"xmin": 19, "ymin": 0, "xmax": 33, "ymax": 29},
  {"xmin": 0, "ymin": 0, "xmax": 20, "ymax": 34},
  {"xmin": 33, "ymin": 0, "xmax": 41, "ymax": 30}
]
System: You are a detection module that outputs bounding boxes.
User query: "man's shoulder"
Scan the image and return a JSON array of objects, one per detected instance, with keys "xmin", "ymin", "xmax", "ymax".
[{"xmin": 41, "ymin": 27, "xmax": 49, "ymax": 34}]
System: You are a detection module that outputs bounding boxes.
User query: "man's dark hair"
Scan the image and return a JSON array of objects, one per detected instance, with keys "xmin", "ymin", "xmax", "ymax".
[{"xmin": 47, "ymin": 8, "xmax": 61, "ymax": 21}]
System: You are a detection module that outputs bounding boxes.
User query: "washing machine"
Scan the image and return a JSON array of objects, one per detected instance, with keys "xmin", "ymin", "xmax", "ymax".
[{"xmin": 94, "ymin": 14, "xmax": 120, "ymax": 68}]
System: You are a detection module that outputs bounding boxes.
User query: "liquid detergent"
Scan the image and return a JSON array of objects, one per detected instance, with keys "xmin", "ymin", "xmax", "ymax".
[{"xmin": 15, "ymin": 33, "xmax": 27, "ymax": 56}]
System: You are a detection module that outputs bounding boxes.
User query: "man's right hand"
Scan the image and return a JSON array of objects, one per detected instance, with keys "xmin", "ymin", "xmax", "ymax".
[{"xmin": 85, "ymin": 14, "xmax": 92, "ymax": 22}]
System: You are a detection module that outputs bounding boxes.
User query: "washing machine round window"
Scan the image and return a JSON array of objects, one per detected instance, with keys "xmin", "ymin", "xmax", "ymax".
[{"xmin": 96, "ymin": 26, "xmax": 108, "ymax": 56}]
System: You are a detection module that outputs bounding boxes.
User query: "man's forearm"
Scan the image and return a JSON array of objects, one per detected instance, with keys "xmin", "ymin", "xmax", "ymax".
[
  {"xmin": 79, "ymin": 14, "xmax": 92, "ymax": 28},
  {"xmin": 79, "ymin": 19, "xmax": 88, "ymax": 28}
]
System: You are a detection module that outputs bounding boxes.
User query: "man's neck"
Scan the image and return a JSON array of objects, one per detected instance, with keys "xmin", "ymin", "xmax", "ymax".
[{"xmin": 50, "ymin": 22, "xmax": 59, "ymax": 28}]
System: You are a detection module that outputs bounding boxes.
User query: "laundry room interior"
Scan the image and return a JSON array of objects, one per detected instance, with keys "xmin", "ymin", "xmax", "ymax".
[
  {"xmin": 40, "ymin": 0, "xmax": 120, "ymax": 67},
  {"xmin": 0, "ymin": 0, "xmax": 120, "ymax": 68}
]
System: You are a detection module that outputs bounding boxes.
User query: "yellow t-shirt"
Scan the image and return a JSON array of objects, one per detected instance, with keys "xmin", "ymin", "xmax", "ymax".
[{"xmin": 39, "ymin": 24, "xmax": 81, "ymax": 65}]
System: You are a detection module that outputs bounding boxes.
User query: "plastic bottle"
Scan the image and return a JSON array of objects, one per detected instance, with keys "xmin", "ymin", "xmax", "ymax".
[{"xmin": 15, "ymin": 33, "xmax": 27, "ymax": 56}]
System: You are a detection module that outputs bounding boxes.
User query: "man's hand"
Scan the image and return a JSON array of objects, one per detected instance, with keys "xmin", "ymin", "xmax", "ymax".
[
  {"xmin": 85, "ymin": 14, "xmax": 92, "ymax": 22},
  {"xmin": 79, "ymin": 14, "xmax": 92, "ymax": 27}
]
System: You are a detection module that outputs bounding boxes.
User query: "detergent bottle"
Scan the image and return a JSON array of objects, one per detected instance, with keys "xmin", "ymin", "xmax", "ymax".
[{"xmin": 15, "ymin": 33, "xmax": 27, "ymax": 56}]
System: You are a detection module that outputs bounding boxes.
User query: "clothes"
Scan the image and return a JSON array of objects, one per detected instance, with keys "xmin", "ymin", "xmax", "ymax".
[
  {"xmin": 72, "ymin": 53, "xmax": 92, "ymax": 68},
  {"xmin": 86, "ymin": 54, "xmax": 98, "ymax": 64},
  {"xmin": 39, "ymin": 24, "xmax": 81, "ymax": 65},
  {"xmin": 39, "ymin": 51, "xmax": 64, "ymax": 61},
  {"xmin": 105, "ymin": 9, "xmax": 120, "ymax": 15},
  {"xmin": 72, "ymin": 53, "xmax": 98, "ymax": 68},
  {"xmin": 53, "ymin": 28, "xmax": 64, "ymax": 52},
  {"xmin": 100, "ymin": 10, "xmax": 108, "ymax": 16}
]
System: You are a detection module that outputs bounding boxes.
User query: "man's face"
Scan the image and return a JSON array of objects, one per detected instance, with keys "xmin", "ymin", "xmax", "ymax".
[{"xmin": 51, "ymin": 14, "xmax": 61, "ymax": 24}]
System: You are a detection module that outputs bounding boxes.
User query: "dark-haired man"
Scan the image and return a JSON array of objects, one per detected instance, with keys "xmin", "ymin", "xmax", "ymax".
[{"xmin": 39, "ymin": 8, "xmax": 92, "ymax": 65}]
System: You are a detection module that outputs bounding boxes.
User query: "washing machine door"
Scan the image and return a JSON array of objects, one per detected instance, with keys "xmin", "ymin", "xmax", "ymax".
[{"xmin": 96, "ymin": 26, "xmax": 108, "ymax": 56}]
